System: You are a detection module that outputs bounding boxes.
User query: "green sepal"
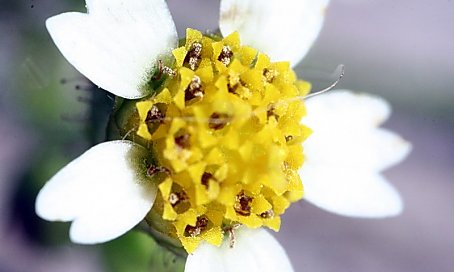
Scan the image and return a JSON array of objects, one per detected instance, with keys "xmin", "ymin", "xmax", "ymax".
[
  {"xmin": 143, "ymin": 210, "xmax": 188, "ymax": 258},
  {"xmin": 106, "ymin": 54, "xmax": 175, "ymax": 144},
  {"xmin": 106, "ymin": 96, "xmax": 154, "ymax": 149}
]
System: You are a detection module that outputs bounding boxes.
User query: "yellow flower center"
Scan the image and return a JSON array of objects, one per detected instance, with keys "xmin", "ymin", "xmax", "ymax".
[{"xmin": 136, "ymin": 29, "xmax": 311, "ymax": 253}]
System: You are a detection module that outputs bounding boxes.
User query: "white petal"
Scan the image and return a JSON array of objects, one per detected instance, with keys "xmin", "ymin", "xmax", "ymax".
[
  {"xmin": 300, "ymin": 164, "xmax": 403, "ymax": 218},
  {"xmin": 305, "ymin": 127, "xmax": 411, "ymax": 171},
  {"xmin": 301, "ymin": 90, "xmax": 411, "ymax": 217},
  {"xmin": 304, "ymin": 90, "xmax": 391, "ymax": 129},
  {"xmin": 46, "ymin": 0, "xmax": 177, "ymax": 99},
  {"xmin": 35, "ymin": 140, "xmax": 157, "ymax": 244},
  {"xmin": 304, "ymin": 90, "xmax": 411, "ymax": 171},
  {"xmin": 185, "ymin": 228, "xmax": 293, "ymax": 272},
  {"xmin": 219, "ymin": 0, "xmax": 329, "ymax": 66}
]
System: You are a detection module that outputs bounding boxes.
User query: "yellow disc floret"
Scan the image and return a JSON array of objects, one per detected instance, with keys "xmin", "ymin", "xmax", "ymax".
[{"xmin": 136, "ymin": 29, "xmax": 311, "ymax": 253}]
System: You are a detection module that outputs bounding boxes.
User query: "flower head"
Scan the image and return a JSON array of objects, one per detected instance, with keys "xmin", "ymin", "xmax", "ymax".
[
  {"xmin": 133, "ymin": 29, "xmax": 310, "ymax": 252},
  {"xmin": 36, "ymin": 0, "xmax": 411, "ymax": 271}
]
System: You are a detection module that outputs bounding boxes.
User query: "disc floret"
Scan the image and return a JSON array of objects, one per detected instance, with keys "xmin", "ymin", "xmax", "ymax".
[{"xmin": 136, "ymin": 29, "xmax": 311, "ymax": 253}]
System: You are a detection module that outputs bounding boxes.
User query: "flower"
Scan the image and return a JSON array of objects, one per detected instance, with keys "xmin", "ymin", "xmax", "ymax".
[{"xmin": 35, "ymin": 0, "xmax": 411, "ymax": 271}]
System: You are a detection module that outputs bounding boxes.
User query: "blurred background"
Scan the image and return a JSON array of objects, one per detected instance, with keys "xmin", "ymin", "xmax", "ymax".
[{"xmin": 1, "ymin": 0, "xmax": 453, "ymax": 271}]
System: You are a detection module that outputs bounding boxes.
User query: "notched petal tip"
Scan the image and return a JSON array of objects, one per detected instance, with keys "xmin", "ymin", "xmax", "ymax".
[
  {"xmin": 219, "ymin": 0, "xmax": 330, "ymax": 66},
  {"xmin": 35, "ymin": 186, "xmax": 73, "ymax": 223},
  {"xmin": 385, "ymin": 132, "xmax": 412, "ymax": 170},
  {"xmin": 45, "ymin": 0, "xmax": 177, "ymax": 99},
  {"xmin": 302, "ymin": 90, "xmax": 411, "ymax": 218},
  {"xmin": 35, "ymin": 140, "xmax": 157, "ymax": 244}
]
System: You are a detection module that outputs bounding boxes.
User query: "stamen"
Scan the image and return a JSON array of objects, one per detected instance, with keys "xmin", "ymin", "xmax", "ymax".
[
  {"xmin": 282, "ymin": 162, "xmax": 290, "ymax": 171},
  {"xmin": 184, "ymin": 216, "xmax": 209, "ymax": 237},
  {"xmin": 263, "ymin": 68, "xmax": 277, "ymax": 83},
  {"xmin": 234, "ymin": 191, "xmax": 253, "ymax": 216},
  {"xmin": 147, "ymin": 165, "xmax": 171, "ymax": 177},
  {"xmin": 154, "ymin": 60, "xmax": 176, "ymax": 80},
  {"xmin": 201, "ymin": 172, "xmax": 215, "ymax": 188},
  {"xmin": 161, "ymin": 65, "xmax": 176, "ymax": 77},
  {"xmin": 267, "ymin": 107, "xmax": 279, "ymax": 120},
  {"xmin": 260, "ymin": 209, "xmax": 275, "ymax": 219},
  {"xmin": 223, "ymin": 224, "xmax": 241, "ymax": 248},
  {"xmin": 169, "ymin": 191, "xmax": 188, "ymax": 207},
  {"xmin": 227, "ymin": 82, "xmax": 239, "ymax": 93},
  {"xmin": 218, "ymin": 45, "xmax": 233, "ymax": 66},
  {"xmin": 185, "ymin": 42, "xmax": 203, "ymax": 70},
  {"xmin": 285, "ymin": 135, "xmax": 293, "ymax": 142},
  {"xmin": 145, "ymin": 105, "xmax": 165, "ymax": 124},
  {"xmin": 175, "ymin": 133, "xmax": 191, "ymax": 149},
  {"xmin": 185, "ymin": 76, "xmax": 204, "ymax": 102},
  {"xmin": 208, "ymin": 112, "xmax": 231, "ymax": 130}
]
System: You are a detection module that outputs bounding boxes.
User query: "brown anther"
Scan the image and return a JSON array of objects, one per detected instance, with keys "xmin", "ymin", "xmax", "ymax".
[
  {"xmin": 201, "ymin": 172, "xmax": 215, "ymax": 188},
  {"xmin": 263, "ymin": 68, "xmax": 277, "ymax": 83},
  {"xmin": 208, "ymin": 112, "xmax": 231, "ymax": 130},
  {"xmin": 169, "ymin": 191, "xmax": 188, "ymax": 207},
  {"xmin": 282, "ymin": 161, "xmax": 290, "ymax": 171},
  {"xmin": 168, "ymin": 193, "xmax": 179, "ymax": 206},
  {"xmin": 218, "ymin": 45, "xmax": 234, "ymax": 66},
  {"xmin": 285, "ymin": 135, "xmax": 294, "ymax": 142},
  {"xmin": 145, "ymin": 105, "xmax": 165, "ymax": 124},
  {"xmin": 175, "ymin": 133, "xmax": 191, "ymax": 149},
  {"xmin": 267, "ymin": 108, "xmax": 274, "ymax": 119},
  {"xmin": 234, "ymin": 191, "xmax": 253, "ymax": 216},
  {"xmin": 185, "ymin": 42, "xmax": 203, "ymax": 70},
  {"xmin": 223, "ymin": 224, "xmax": 241, "ymax": 248},
  {"xmin": 227, "ymin": 82, "xmax": 239, "ymax": 93},
  {"xmin": 267, "ymin": 107, "xmax": 279, "ymax": 120},
  {"xmin": 185, "ymin": 76, "xmax": 204, "ymax": 102},
  {"xmin": 161, "ymin": 65, "xmax": 176, "ymax": 77},
  {"xmin": 184, "ymin": 216, "xmax": 209, "ymax": 237},
  {"xmin": 147, "ymin": 165, "xmax": 170, "ymax": 177},
  {"xmin": 227, "ymin": 75, "xmax": 243, "ymax": 94},
  {"xmin": 260, "ymin": 209, "xmax": 275, "ymax": 219},
  {"xmin": 154, "ymin": 60, "xmax": 176, "ymax": 80}
]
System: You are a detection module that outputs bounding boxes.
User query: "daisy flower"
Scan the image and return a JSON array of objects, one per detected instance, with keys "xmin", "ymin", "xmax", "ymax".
[{"xmin": 35, "ymin": 0, "xmax": 411, "ymax": 271}]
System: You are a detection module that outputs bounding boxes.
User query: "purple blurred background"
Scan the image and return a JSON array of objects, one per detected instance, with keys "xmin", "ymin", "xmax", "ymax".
[{"xmin": 1, "ymin": 0, "xmax": 453, "ymax": 271}]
